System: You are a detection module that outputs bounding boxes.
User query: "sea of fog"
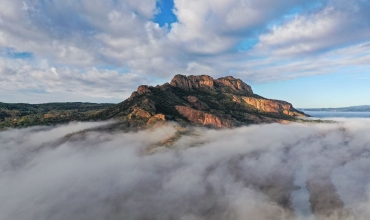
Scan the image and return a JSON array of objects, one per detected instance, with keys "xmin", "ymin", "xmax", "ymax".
[{"xmin": 2, "ymin": 117, "xmax": 370, "ymax": 219}]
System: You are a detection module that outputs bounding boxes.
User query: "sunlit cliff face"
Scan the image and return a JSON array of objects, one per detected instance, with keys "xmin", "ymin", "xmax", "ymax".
[{"xmin": 1, "ymin": 119, "xmax": 370, "ymax": 219}]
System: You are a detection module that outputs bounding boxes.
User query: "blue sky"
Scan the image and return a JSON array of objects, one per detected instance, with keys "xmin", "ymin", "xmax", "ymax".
[
  {"xmin": 0, "ymin": 0, "xmax": 369, "ymax": 107},
  {"xmin": 153, "ymin": 0, "xmax": 177, "ymax": 27}
]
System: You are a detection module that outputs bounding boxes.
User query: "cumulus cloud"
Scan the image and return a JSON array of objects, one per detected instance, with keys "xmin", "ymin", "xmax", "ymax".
[
  {"xmin": 0, "ymin": 0, "xmax": 160, "ymax": 66},
  {"xmin": 2, "ymin": 119, "xmax": 370, "ymax": 219},
  {"xmin": 0, "ymin": 57, "xmax": 148, "ymax": 102},
  {"xmin": 169, "ymin": 0, "xmax": 313, "ymax": 54},
  {"xmin": 1, "ymin": 0, "xmax": 370, "ymax": 101},
  {"xmin": 256, "ymin": 0, "xmax": 370, "ymax": 56}
]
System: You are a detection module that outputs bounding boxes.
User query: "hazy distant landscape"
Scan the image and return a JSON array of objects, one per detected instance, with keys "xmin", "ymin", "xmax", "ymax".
[
  {"xmin": 305, "ymin": 111, "xmax": 370, "ymax": 118},
  {"xmin": 303, "ymin": 105, "xmax": 370, "ymax": 118},
  {"xmin": 303, "ymin": 105, "xmax": 370, "ymax": 112}
]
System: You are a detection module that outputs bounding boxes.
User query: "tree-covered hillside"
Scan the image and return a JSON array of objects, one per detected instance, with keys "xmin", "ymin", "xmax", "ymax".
[{"xmin": 0, "ymin": 102, "xmax": 114, "ymax": 129}]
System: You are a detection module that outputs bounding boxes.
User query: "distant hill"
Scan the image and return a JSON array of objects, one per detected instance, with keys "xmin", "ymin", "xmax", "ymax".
[
  {"xmin": 303, "ymin": 105, "xmax": 370, "ymax": 112},
  {"xmin": 0, "ymin": 102, "xmax": 114, "ymax": 129},
  {"xmin": 0, "ymin": 74, "xmax": 309, "ymax": 130}
]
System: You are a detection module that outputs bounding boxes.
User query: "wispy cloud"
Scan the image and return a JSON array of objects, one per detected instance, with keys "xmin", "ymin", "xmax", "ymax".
[{"xmin": 0, "ymin": 57, "xmax": 148, "ymax": 102}]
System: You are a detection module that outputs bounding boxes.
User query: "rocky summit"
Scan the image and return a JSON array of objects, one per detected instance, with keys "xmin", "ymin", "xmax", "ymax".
[{"xmin": 92, "ymin": 74, "xmax": 307, "ymax": 128}]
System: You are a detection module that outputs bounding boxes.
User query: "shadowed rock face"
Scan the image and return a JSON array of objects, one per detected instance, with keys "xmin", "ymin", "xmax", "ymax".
[
  {"xmin": 187, "ymin": 96, "xmax": 210, "ymax": 110},
  {"xmin": 92, "ymin": 74, "xmax": 308, "ymax": 128}
]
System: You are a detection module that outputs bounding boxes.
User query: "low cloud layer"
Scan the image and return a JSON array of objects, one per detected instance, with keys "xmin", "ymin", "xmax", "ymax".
[{"xmin": 2, "ymin": 119, "xmax": 370, "ymax": 219}]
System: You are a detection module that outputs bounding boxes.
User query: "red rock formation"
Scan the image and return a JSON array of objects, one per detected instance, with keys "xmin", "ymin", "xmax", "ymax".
[
  {"xmin": 170, "ymin": 74, "xmax": 253, "ymax": 94},
  {"xmin": 128, "ymin": 108, "xmax": 152, "ymax": 120},
  {"xmin": 215, "ymin": 76, "xmax": 253, "ymax": 94},
  {"xmin": 129, "ymin": 85, "xmax": 152, "ymax": 99},
  {"xmin": 187, "ymin": 96, "xmax": 210, "ymax": 110},
  {"xmin": 170, "ymin": 74, "xmax": 215, "ymax": 90},
  {"xmin": 175, "ymin": 105, "xmax": 234, "ymax": 128},
  {"xmin": 137, "ymin": 85, "xmax": 151, "ymax": 95},
  {"xmin": 242, "ymin": 97, "xmax": 305, "ymax": 117},
  {"xmin": 147, "ymin": 114, "xmax": 166, "ymax": 125}
]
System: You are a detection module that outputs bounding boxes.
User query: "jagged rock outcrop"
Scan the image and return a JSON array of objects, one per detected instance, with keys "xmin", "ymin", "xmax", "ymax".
[
  {"xmin": 215, "ymin": 76, "xmax": 253, "ymax": 94},
  {"xmin": 170, "ymin": 75, "xmax": 215, "ymax": 90},
  {"xmin": 92, "ymin": 74, "xmax": 308, "ymax": 128},
  {"xmin": 242, "ymin": 97, "xmax": 306, "ymax": 117},
  {"xmin": 147, "ymin": 114, "xmax": 166, "ymax": 125},
  {"xmin": 129, "ymin": 85, "xmax": 151, "ymax": 99},
  {"xmin": 137, "ymin": 85, "xmax": 151, "ymax": 95},
  {"xmin": 170, "ymin": 74, "xmax": 253, "ymax": 95},
  {"xmin": 187, "ymin": 96, "xmax": 210, "ymax": 110},
  {"xmin": 127, "ymin": 108, "xmax": 152, "ymax": 120}
]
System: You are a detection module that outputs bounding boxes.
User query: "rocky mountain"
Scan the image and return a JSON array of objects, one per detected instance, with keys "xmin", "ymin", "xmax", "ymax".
[
  {"xmin": 90, "ymin": 74, "xmax": 307, "ymax": 129},
  {"xmin": 0, "ymin": 75, "xmax": 308, "ymax": 130}
]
